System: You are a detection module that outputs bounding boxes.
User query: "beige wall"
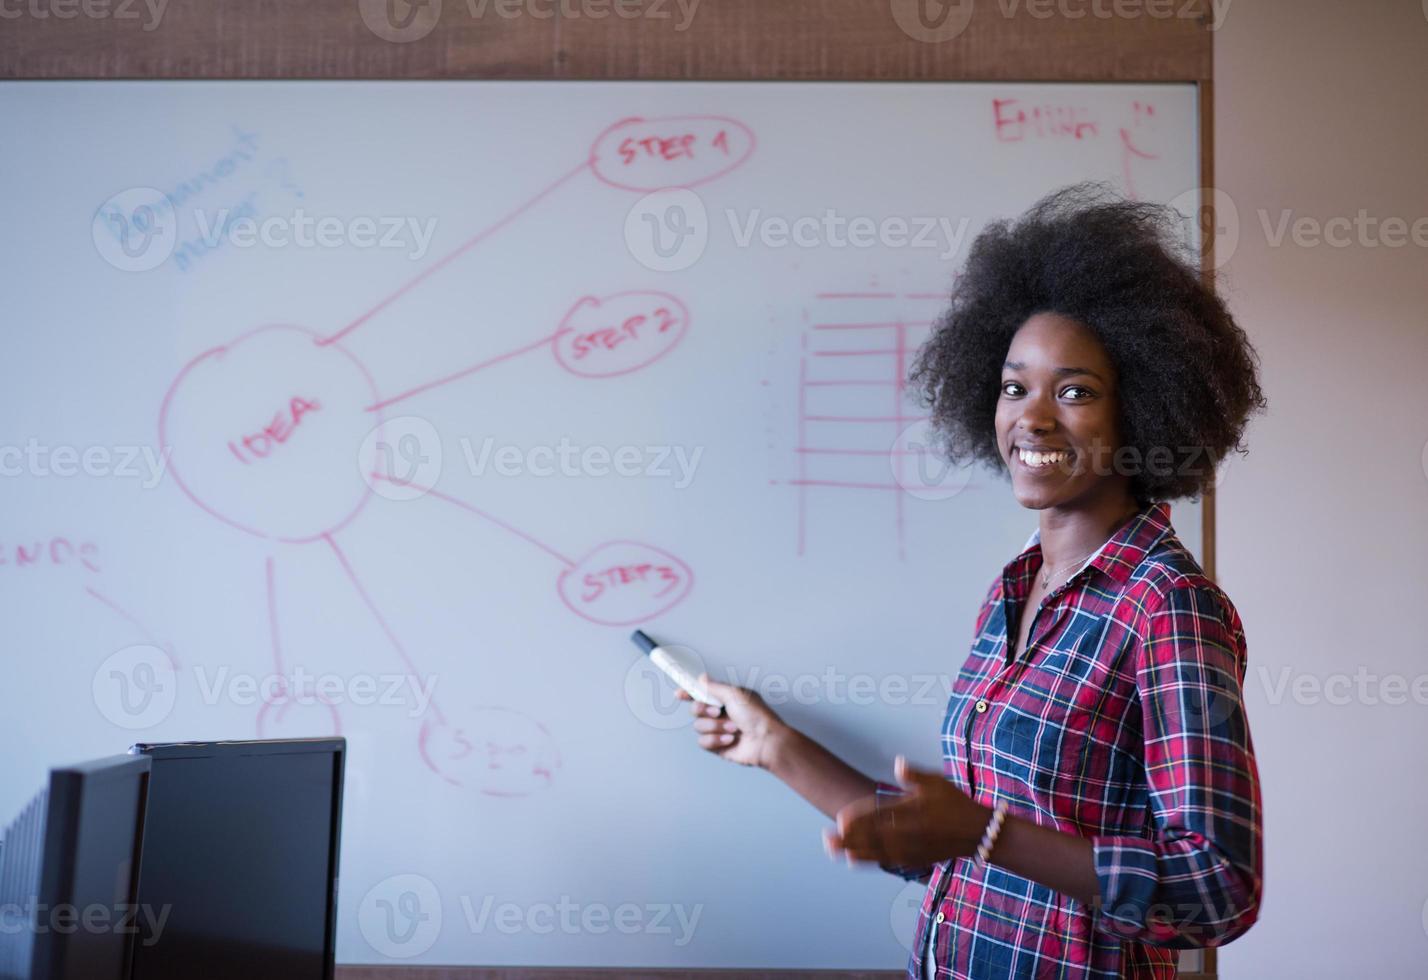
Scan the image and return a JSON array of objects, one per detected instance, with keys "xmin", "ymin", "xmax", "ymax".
[{"xmin": 1214, "ymin": 1, "xmax": 1428, "ymax": 976}]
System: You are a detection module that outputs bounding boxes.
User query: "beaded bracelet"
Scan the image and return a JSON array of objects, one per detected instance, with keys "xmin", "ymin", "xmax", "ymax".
[{"xmin": 973, "ymin": 800, "xmax": 1010, "ymax": 867}]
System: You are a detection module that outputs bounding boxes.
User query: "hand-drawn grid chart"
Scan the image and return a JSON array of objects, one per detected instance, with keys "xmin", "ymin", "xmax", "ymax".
[{"xmin": 786, "ymin": 289, "xmax": 958, "ymax": 562}]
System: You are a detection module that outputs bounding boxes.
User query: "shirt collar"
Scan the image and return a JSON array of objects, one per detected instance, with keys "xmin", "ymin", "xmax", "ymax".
[{"xmin": 1013, "ymin": 499, "xmax": 1174, "ymax": 590}]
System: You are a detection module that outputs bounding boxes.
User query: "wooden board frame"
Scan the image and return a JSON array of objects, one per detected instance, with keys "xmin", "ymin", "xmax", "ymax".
[{"xmin": 2, "ymin": 2, "xmax": 1218, "ymax": 977}]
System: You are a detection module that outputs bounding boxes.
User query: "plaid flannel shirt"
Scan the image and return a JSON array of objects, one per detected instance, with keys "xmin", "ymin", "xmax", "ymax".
[{"xmin": 879, "ymin": 500, "xmax": 1263, "ymax": 978}]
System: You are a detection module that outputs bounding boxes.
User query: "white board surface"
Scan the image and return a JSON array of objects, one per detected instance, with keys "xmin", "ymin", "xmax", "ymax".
[{"xmin": 0, "ymin": 81, "xmax": 1202, "ymax": 969}]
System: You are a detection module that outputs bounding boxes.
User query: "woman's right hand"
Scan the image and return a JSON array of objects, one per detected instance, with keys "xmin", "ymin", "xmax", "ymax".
[{"xmin": 677, "ymin": 674, "xmax": 788, "ymax": 770}]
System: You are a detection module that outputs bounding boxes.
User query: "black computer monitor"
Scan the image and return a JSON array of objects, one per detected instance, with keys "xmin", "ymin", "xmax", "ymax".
[
  {"xmin": 0, "ymin": 753, "xmax": 152, "ymax": 980},
  {"xmin": 128, "ymin": 738, "xmax": 345, "ymax": 980}
]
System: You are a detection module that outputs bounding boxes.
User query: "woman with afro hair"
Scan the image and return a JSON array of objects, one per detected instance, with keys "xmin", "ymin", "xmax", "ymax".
[{"xmin": 680, "ymin": 184, "xmax": 1268, "ymax": 978}]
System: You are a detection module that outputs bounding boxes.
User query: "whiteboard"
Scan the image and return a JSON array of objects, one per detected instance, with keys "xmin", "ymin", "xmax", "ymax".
[{"xmin": 0, "ymin": 81, "xmax": 1202, "ymax": 969}]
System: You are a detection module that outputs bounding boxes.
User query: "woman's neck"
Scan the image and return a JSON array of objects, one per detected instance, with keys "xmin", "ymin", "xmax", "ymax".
[{"xmin": 1035, "ymin": 491, "xmax": 1143, "ymax": 577}]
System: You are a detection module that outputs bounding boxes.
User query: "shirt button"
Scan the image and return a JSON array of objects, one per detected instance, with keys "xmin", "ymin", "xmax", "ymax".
[
  {"xmin": 935, "ymin": 911, "xmax": 945, "ymax": 923},
  {"xmin": 975, "ymin": 699, "xmax": 988, "ymax": 713}
]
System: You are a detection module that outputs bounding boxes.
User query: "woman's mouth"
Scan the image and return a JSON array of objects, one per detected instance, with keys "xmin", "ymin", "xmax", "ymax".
[{"xmin": 1013, "ymin": 447, "xmax": 1074, "ymax": 472}]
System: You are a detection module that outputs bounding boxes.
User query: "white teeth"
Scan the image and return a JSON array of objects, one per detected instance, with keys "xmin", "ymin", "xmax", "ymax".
[{"xmin": 1018, "ymin": 448, "xmax": 1070, "ymax": 468}]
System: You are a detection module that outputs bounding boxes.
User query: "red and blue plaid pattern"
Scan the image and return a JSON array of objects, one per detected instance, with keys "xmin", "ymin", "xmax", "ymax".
[{"xmin": 879, "ymin": 500, "xmax": 1263, "ymax": 978}]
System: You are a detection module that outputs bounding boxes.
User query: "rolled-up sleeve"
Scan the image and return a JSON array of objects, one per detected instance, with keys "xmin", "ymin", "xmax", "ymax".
[
  {"xmin": 1091, "ymin": 583, "xmax": 1264, "ymax": 948},
  {"xmin": 872, "ymin": 780, "xmax": 936, "ymax": 883}
]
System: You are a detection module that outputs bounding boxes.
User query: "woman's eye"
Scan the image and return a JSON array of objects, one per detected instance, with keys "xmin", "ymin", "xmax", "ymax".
[{"xmin": 1001, "ymin": 381, "xmax": 1093, "ymax": 399}]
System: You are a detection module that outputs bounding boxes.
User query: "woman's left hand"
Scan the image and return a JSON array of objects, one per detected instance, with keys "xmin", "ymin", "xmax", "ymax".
[{"xmin": 824, "ymin": 756, "xmax": 992, "ymax": 869}]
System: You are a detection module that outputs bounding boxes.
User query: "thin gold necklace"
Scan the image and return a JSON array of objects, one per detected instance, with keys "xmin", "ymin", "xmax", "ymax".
[
  {"xmin": 1039, "ymin": 546, "xmax": 1101, "ymax": 589},
  {"xmin": 1038, "ymin": 504, "xmax": 1142, "ymax": 589}
]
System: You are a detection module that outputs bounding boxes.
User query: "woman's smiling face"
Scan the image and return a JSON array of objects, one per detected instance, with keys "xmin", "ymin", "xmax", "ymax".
[{"xmin": 995, "ymin": 311, "xmax": 1130, "ymax": 511}]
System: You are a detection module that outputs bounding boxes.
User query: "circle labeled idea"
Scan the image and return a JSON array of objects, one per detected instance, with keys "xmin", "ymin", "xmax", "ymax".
[
  {"xmin": 553, "ymin": 291, "xmax": 690, "ymax": 378},
  {"xmin": 557, "ymin": 540, "xmax": 693, "ymax": 626},
  {"xmin": 159, "ymin": 324, "xmax": 384, "ymax": 542}
]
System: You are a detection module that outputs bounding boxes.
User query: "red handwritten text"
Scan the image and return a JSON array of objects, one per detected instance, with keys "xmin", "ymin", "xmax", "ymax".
[
  {"xmin": 554, "ymin": 291, "xmax": 690, "ymax": 378},
  {"xmin": 0, "ymin": 537, "xmax": 101, "ymax": 573},
  {"xmin": 557, "ymin": 541, "xmax": 693, "ymax": 625},
  {"xmin": 993, "ymin": 99, "xmax": 1099, "ymax": 142},
  {"xmin": 228, "ymin": 397, "xmax": 322, "ymax": 464},
  {"xmin": 591, "ymin": 115, "xmax": 755, "ymax": 191},
  {"xmin": 581, "ymin": 562, "xmax": 683, "ymax": 602}
]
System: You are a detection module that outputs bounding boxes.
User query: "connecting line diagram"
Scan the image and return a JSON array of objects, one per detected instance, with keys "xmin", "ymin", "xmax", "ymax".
[
  {"xmin": 78, "ymin": 93, "xmax": 1168, "ymax": 792},
  {"xmin": 110, "ymin": 114, "xmax": 757, "ymax": 794}
]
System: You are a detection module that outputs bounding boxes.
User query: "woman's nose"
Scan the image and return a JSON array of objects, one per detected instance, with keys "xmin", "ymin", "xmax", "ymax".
[{"xmin": 1018, "ymin": 401, "xmax": 1057, "ymax": 435}]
